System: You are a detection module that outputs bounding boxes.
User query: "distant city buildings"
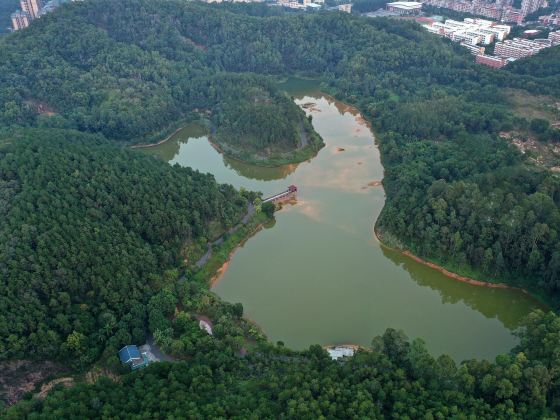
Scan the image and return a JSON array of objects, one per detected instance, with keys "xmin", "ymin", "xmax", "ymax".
[
  {"xmin": 10, "ymin": 0, "xmax": 76, "ymax": 31},
  {"xmin": 423, "ymin": 0, "xmax": 548, "ymax": 24},
  {"xmin": 422, "ymin": 17, "xmax": 560, "ymax": 68},
  {"xmin": 539, "ymin": 13, "xmax": 560, "ymax": 25},
  {"xmin": 11, "ymin": 10, "xmax": 30, "ymax": 31},
  {"xmin": 424, "ymin": 18, "xmax": 511, "ymax": 45},
  {"xmin": 520, "ymin": 0, "xmax": 545, "ymax": 16}
]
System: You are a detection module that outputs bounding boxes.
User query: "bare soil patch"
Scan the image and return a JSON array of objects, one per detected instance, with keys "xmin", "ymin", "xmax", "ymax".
[{"xmin": 0, "ymin": 360, "xmax": 69, "ymax": 407}]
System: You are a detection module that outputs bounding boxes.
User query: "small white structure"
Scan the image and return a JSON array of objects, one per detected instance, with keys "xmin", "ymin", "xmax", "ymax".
[
  {"xmin": 338, "ymin": 3, "xmax": 352, "ymax": 13},
  {"xmin": 199, "ymin": 320, "xmax": 213, "ymax": 336},
  {"xmin": 326, "ymin": 346, "xmax": 355, "ymax": 360}
]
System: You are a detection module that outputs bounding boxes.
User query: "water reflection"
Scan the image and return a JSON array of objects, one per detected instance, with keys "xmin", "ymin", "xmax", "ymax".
[
  {"xmin": 141, "ymin": 78, "xmax": 545, "ymax": 360},
  {"xmin": 146, "ymin": 123, "xmax": 298, "ymax": 181},
  {"xmin": 222, "ymin": 156, "xmax": 298, "ymax": 181},
  {"xmin": 380, "ymin": 245, "xmax": 545, "ymax": 330}
]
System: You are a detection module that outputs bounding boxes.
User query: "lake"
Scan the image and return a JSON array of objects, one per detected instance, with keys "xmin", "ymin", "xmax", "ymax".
[{"xmin": 144, "ymin": 78, "xmax": 544, "ymax": 361}]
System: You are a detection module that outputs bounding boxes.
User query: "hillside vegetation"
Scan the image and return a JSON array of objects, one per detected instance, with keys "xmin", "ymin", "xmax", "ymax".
[
  {"xmin": 6, "ymin": 310, "xmax": 560, "ymax": 418},
  {"xmin": 210, "ymin": 75, "xmax": 324, "ymax": 165},
  {"xmin": 1, "ymin": 1, "xmax": 560, "ymax": 416},
  {"xmin": 1, "ymin": 0, "xmax": 559, "ymax": 299},
  {"xmin": 0, "ymin": 129, "xmax": 247, "ymax": 365}
]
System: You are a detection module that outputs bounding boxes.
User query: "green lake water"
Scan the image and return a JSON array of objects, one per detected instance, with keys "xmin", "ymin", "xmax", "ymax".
[{"xmin": 144, "ymin": 79, "xmax": 545, "ymax": 361}]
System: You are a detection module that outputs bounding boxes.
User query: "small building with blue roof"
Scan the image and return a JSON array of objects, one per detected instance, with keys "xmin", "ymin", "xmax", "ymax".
[{"xmin": 119, "ymin": 345, "xmax": 150, "ymax": 370}]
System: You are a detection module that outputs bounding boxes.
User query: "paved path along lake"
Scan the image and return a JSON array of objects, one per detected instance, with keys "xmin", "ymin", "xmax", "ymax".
[{"xmin": 145, "ymin": 79, "xmax": 545, "ymax": 361}]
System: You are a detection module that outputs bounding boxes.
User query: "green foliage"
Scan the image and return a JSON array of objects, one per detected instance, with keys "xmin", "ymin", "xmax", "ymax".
[
  {"xmin": 261, "ymin": 201, "xmax": 276, "ymax": 218},
  {"xmin": 7, "ymin": 310, "xmax": 560, "ymax": 418},
  {"xmin": 501, "ymin": 46, "xmax": 560, "ymax": 96},
  {"xmin": 1, "ymin": 1, "xmax": 560, "ymax": 416},
  {"xmin": 0, "ymin": 128, "xmax": 246, "ymax": 365},
  {"xmin": 210, "ymin": 76, "xmax": 323, "ymax": 163}
]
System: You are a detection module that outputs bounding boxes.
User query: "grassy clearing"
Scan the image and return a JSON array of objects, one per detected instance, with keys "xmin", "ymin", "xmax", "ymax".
[{"xmin": 505, "ymin": 88, "xmax": 560, "ymax": 125}]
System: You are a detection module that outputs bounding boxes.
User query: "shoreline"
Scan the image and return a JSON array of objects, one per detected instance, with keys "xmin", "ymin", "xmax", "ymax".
[
  {"xmin": 133, "ymin": 121, "xmax": 321, "ymax": 168},
  {"xmin": 373, "ymin": 226, "xmax": 534, "ymax": 295},
  {"xmin": 209, "ymin": 223, "xmax": 264, "ymax": 288},
  {"xmin": 130, "ymin": 126, "xmax": 186, "ymax": 149},
  {"xmin": 208, "ymin": 135, "xmax": 321, "ymax": 168}
]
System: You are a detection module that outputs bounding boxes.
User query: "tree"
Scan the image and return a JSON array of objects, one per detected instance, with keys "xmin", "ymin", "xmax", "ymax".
[{"xmin": 261, "ymin": 202, "xmax": 276, "ymax": 218}]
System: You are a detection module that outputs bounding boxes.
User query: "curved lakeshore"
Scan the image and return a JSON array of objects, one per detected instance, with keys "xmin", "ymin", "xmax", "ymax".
[
  {"xmin": 142, "ymin": 78, "xmax": 545, "ymax": 362},
  {"xmin": 373, "ymin": 226, "xmax": 536, "ymax": 295},
  {"xmin": 130, "ymin": 125, "xmax": 188, "ymax": 149}
]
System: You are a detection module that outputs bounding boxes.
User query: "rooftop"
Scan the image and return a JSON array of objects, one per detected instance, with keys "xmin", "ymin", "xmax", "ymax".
[
  {"xmin": 387, "ymin": 1, "xmax": 423, "ymax": 8},
  {"xmin": 119, "ymin": 345, "xmax": 141, "ymax": 364}
]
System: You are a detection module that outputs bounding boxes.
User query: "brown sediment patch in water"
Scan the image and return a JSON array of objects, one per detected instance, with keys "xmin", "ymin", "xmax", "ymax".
[
  {"xmin": 357, "ymin": 161, "xmax": 363, "ymax": 165},
  {"xmin": 373, "ymin": 227, "xmax": 535, "ymax": 296}
]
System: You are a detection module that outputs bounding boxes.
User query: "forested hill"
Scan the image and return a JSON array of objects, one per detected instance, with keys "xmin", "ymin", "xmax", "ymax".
[
  {"xmin": 2, "ymin": 1, "xmax": 560, "ymax": 417},
  {"xmin": 0, "ymin": 0, "xmax": 500, "ymax": 143},
  {"xmin": 0, "ymin": 128, "xmax": 247, "ymax": 364},
  {"xmin": 7, "ymin": 310, "xmax": 560, "ymax": 418}
]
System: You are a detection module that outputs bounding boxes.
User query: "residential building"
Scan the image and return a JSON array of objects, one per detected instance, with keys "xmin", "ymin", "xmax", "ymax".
[
  {"xmin": 501, "ymin": 7, "xmax": 524, "ymax": 24},
  {"xmin": 494, "ymin": 37, "xmax": 547, "ymax": 58},
  {"xmin": 118, "ymin": 345, "xmax": 150, "ymax": 371},
  {"xmin": 424, "ymin": 18, "xmax": 510, "ymax": 45},
  {"xmin": 461, "ymin": 42, "xmax": 486, "ymax": 54},
  {"xmin": 476, "ymin": 54, "xmax": 508, "ymax": 68},
  {"xmin": 521, "ymin": 0, "xmax": 546, "ymax": 17},
  {"xmin": 338, "ymin": 3, "xmax": 352, "ymax": 12},
  {"xmin": 549, "ymin": 31, "xmax": 560, "ymax": 45},
  {"xmin": 11, "ymin": 10, "xmax": 30, "ymax": 31},
  {"xmin": 20, "ymin": 0, "xmax": 42, "ymax": 19},
  {"xmin": 539, "ymin": 14, "xmax": 560, "ymax": 25}
]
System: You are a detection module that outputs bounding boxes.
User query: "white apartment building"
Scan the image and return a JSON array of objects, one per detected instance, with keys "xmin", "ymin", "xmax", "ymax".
[
  {"xmin": 426, "ymin": 19, "xmax": 510, "ymax": 45},
  {"xmin": 494, "ymin": 37, "xmax": 547, "ymax": 59}
]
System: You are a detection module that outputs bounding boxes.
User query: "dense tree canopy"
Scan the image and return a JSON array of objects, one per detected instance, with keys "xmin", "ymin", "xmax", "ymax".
[
  {"xmin": 0, "ymin": 128, "xmax": 247, "ymax": 365},
  {"xmin": 1, "ymin": 1, "xmax": 560, "ymax": 416},
  {"xmin": 6, "ymin": 310, "xmax": 560, "ymax": 418}
]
